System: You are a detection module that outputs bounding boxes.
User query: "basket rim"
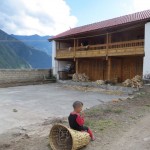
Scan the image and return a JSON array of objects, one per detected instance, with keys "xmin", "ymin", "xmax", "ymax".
[{"xmin": 49, "ymin": 124, "xmax": 74, "ymax": 150}]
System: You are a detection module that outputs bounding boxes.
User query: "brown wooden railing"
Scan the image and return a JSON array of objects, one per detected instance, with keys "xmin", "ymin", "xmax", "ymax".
[
  {"xmin": 56, "ymin": 40, "xmax": 144, "ymax": 59},
  {"xmin": 76, "ymin": 44, "xmax": 107, "ymax": 51},
  {"xmin": 108, "ymin": 40, "xmax": 144, "ymax": 49},
  {"xmin": 75, "ymin": 39, "xmax": 144, "ymax": 51},
  {"xmin": 56, "ymin": 48, "xmax": 74, "ymax": 58}
]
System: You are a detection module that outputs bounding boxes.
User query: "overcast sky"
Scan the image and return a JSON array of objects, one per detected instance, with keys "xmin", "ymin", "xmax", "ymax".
[{"xmin": 0, "ymin": 0, "xmax": 150, "ymax": 36}]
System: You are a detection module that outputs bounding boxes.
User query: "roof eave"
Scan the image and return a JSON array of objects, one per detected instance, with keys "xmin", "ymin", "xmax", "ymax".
[{"xmin": 48, "ymin": 18, "xmax": 150, "ymax": 42}]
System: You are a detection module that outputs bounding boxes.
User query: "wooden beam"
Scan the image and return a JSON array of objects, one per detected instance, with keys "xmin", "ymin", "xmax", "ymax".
[
  {"xmin": 109, "ymin": 34, "xmax": 111, "ymax": 43},
  {"xmin": 77, "ymin": 39, "xmax": 79, "ymax": 47},
  {"xmin": 106, "ymin": 33, "xmax": 109, "ymax": 60},
  {"xmin": 59, "ymin": 41, "xmax": 60, "ymax": 49},
  {"xmin": 76, "ymin": 58, "xmax": 79, "ymax": 73},
  {"xmin": 74, "ymin": 38, "xmax": 76, "ymax": 61},
  {"xmin": 107, "ymin": 57, "xmax": 112, "ymax": 81}
]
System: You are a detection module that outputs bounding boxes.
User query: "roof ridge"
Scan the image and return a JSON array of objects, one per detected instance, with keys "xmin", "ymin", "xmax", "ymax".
[{"xmin": 71, "ymin": 9, "xmax": 150, "ymax": 30}]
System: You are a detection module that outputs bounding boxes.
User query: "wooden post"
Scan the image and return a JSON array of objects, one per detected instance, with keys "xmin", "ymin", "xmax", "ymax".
[
  {"xmin": 106, "ymin": 33, "xmax": 109, "ymax": 60},
  {"xmin": 107, "ymin": 57, "xmax": 112, "ymax": 81},
  {"xmin": 59, "ymin": 41, "xmax": 60, "ymax": 49},
  {"xmin": 106, "ymin": 33, "xmax": 112, "ymax": 81},
  {"xmin": 77, "ymin": 39, "xmax": 79, "ymax": 47},
  {"xmin": 74, "ymin": 38, "xmax": 76, "ymax": 61},
  {"xmin": 109, "ymin": 34, "xmax": 111, "ymax": 43},
  {"xmin": 76, "ymin": 58, "xmax": 79, "ymax": 74}
]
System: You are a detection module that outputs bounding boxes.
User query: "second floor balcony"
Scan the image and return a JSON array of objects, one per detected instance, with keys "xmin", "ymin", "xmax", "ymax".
[{"xmin": 56, "ymin": 39, "xmax": 144, "ymax": 59}]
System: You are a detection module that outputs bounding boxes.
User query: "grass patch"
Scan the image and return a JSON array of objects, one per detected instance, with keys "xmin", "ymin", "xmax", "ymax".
[
  {"xmin": 103, "ymin": 107, "xmax": 123, "ymax": 114},
  {"xmin": 136, "ymin": 92, "xmax": 150, "ymax": 98},
  {"xmin": 86, "ymin": 107, "xmax": 123, "ymax": 117},
  {"xmin": 85, "ymin": 119, "xmax": 117, "ymax": 131},
  {"xmin": 145, "ymin": 104, "xmax": 150, "ymax": 107},
  {"xmin": 113, "ymin": 108, "xmax": 123, "ymax": 114},
  {"xmin": 85, "ymin": 107, "xmax": 103, "ymax": 116},
  {"xmin": 130, "ymin": 116, "xmax": 137, "ymax": 120},
  {"xmin": 103, "ymin": 108, "xmax": 113, "ymax": 113}
]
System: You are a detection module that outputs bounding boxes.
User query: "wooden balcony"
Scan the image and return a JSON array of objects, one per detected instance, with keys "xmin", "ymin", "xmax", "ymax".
[
  {"xmin": 56, "ymin": 48, "xmax": 74, "ymax": 59},
  {"xmin": 56, "ymin": 40, "xmax": 144, "ymax": 59}
]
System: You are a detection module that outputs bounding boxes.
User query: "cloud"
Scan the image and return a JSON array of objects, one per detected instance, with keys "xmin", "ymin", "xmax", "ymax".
[
  {"xmin": 0, "ymin": 0, "xmax": 78, "ymax": 35},
  {"xmin": 121, "ymin": 0, "xmax": 150, "ymax": 14},
  {"xmin": 132, "ymin": 0, "xmax": 150, "ymax": 11}
]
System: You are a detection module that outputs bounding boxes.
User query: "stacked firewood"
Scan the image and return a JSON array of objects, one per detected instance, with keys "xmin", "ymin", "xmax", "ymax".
[
  {"xmin": 122, "ymin": 79, "xmax": 132, "ymax": 87},
  {"xmin": 72, "ymin": 73, "xmax": 89, "ymax": 82},
  {"xmin": 95, "ymin": 80, "xmax": 105, "ymax": 85},
  {"xmin": 122, "ymin": 75, "xmax": 143, "ymax": 88}
]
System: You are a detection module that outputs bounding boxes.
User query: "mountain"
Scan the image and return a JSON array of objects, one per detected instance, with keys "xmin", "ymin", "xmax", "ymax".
[
  {"xmin": 0, "ymin": 30, "xmax": 30, "ymax": 69},
  {"xmin": 11, "ymin": 34, "xmax": 52, "ymax": 56},
  {"xmin": 0, "ymin": 29, "xmax": 51, "ymax": 69}
]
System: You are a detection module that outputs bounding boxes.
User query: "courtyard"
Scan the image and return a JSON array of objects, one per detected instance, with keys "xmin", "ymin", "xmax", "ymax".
[
  {"xmin": 0, "ymin": 83, "xmax": 128, "ymax": 134},
  {"xmin": 0, "ymin": 83, "xmax": 149, "ymax": 150}
]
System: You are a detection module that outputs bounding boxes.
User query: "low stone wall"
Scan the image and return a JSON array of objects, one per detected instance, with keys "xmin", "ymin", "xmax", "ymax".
[{"xmin": 0, "ymin": 69, "xmax": 52, "ymax": 84}]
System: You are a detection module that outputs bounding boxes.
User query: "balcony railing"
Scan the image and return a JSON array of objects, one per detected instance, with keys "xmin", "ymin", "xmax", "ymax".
[
  {"xmin": 108, "ymin": 40, "xmax": 144, "ymax": 49},
  {"xmin": 56, "ymin": 39, "xmax": 144, "ymax": 59},
  {"xmin": 56, "ymin": 48, "xmax": 74, "ymax": 58}
]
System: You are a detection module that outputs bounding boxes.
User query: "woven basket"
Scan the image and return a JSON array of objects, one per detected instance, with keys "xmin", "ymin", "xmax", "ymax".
[{"xmin": 49, "ymin": 124, "xmax": 90, "ymax": 150}]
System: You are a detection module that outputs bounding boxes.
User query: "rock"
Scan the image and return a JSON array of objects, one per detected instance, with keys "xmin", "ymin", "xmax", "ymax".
[
  {"xmin": 143, "ymin": 137, "xmax": 150, "ymax": 142},
  {"xmin": 13, "ymin": 109, "xmax": 18, "ymax": 112},
  {"xmin": 112, "ymin": 99, "xmax": 120, "ymax": 103},
  {"xmin": 24, "ymin": 134, "xmax": 30, "ymax": 139}
]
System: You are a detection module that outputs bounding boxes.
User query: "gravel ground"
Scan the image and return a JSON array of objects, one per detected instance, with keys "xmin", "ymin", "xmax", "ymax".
[{"xmin": 0, "ymin": 84, "xmax": 150, "ymax": 150}]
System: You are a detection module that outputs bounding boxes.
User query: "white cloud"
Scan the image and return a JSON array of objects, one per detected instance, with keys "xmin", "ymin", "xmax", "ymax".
[
  {"xmin": 0, "ymin": 0, "xmax": 78, "ymax": 35},
  {"xmin": 121, "ymin": 0, "xmax": 150, "ymax": 14},
  {"xmin": 132, "ymin": 0, "xmax": 150, "ymax": 11}
]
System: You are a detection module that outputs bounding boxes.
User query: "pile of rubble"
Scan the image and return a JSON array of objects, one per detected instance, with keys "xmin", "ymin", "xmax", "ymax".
[
  {"xmin": 123, "ymin": 75, "xmax": 143, "ymax": 88},
  {"xmin": 72, "ymin": 73, "xmax": 89, "ymax": 82}
]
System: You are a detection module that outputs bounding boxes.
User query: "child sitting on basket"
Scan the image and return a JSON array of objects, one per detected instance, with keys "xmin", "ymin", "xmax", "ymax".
[{"xmin": 68, "ymin": 101, "xmax": 95, "ymax": 141}]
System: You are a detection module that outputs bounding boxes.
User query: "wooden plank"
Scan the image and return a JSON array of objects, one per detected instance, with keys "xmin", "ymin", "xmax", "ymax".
[
  {"xmin": 110, "ymin": 58, "xmax": 122, "ymax": 82},
  {"xmin": 75, "ymin": 56, "xmax": 143, "ymax": 82},
  {"xmin": 122, "ymin": 56, "xmax": 143, "ymax": 81},
  {"xmin": 78, "ymin": 58, "xmax": 106, "ymax": 81}
]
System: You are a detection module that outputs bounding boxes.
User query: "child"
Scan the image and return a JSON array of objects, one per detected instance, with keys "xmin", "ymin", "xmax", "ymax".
[{"xmin": 68, "ymin": 101, "xmax": 95, "ymax": 141}]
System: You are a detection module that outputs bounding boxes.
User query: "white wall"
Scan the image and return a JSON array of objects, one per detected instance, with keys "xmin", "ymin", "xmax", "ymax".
[
  {"xmin": 144, "ymin": 22, "xmax": 150, "ymax": 75},
  {"xmin": 55, "ymin": 60, "xmax": 72, "ymax": 79},
  {"xmin": 52, "ymin": 40, "xmax": 57, "ymax": 76},
  {"xmin": 51, "ymin": 40, "xmax": 72, "ymax": 79},
  {"xmin": 58, "ymin": 61, "xmax": 71, "ymax": 71}
]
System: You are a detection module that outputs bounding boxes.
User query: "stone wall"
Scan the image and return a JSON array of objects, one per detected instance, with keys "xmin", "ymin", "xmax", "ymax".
[{"xmin": 0, "ymin": 69, "xmax": 52, "ymax": 84}]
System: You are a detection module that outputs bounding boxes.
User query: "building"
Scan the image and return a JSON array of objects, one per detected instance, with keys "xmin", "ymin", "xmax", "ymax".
[{"xmin": 49, "ymin": 10, "xmax": 150, "ymax": 82}]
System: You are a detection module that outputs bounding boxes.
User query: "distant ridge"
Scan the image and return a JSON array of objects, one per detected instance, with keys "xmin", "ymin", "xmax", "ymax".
[
  {"xmin": 0, "ymin": 29, "xmax": 51, "ymax": 69},
  {"xmin": 12, "ymin": 34, "xmax": 52, "ymax": 56}
]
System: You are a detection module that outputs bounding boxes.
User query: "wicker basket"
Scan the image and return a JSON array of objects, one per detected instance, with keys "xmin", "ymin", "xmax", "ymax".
[{"xmin": 49, "ymin": 124, "xmax": 90, "ymax": 150}]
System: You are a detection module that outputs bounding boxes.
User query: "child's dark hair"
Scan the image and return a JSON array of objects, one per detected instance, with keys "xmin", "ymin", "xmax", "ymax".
[{"xmin": 73, "ymin": 101, "xmax": 83, "ymax": 109}]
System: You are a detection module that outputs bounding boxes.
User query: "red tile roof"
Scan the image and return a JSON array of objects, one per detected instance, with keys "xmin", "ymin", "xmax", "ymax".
[{"xmin": 50, "ymin": 9, "xmax": 150, "ymax": 40}]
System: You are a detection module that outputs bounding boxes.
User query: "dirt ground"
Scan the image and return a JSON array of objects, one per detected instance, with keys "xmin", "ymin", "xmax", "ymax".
[{"xmin": 0, "ymin": 85, "xmax": 150, "ymax": 150}]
